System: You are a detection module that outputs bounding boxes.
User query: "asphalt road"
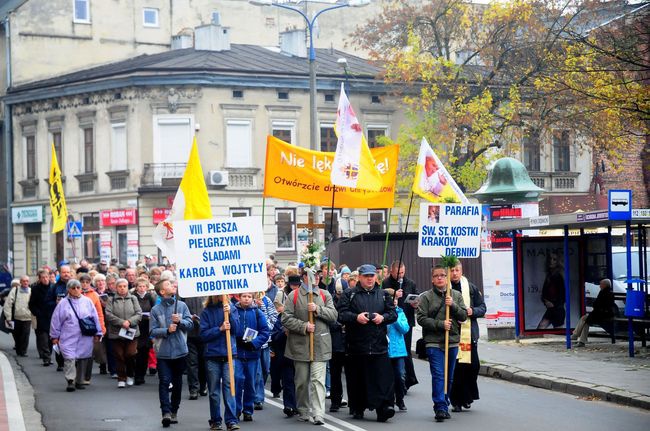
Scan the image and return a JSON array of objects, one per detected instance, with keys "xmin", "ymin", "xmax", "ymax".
[{"xmin": 2, "ymin": 335, "xmax": 649, "ymax": 431}]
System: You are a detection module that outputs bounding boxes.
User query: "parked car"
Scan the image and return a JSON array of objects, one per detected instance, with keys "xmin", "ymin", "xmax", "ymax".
[{"xmin": 584, "ymin": 247, "xmax": 649, "ymax": 314}]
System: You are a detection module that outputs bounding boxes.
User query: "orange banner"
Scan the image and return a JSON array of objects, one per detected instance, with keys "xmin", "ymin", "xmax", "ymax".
[{"xmin": 264, "ymin": 136, "xmax": 398, "ymax": 209}]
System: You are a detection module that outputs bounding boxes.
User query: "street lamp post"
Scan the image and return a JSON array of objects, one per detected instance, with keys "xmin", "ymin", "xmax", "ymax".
[{"xmin": 250, "ymin": 0, "xmax": 369, "ymax": 152}]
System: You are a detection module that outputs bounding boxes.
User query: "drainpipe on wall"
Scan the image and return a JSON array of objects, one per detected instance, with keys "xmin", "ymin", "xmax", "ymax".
[{"xmin": 3, "ymin": 17, "xmax": 13, "ymax": 269}]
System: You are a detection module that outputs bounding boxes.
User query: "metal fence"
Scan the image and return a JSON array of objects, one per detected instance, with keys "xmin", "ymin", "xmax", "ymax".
[{"xmin": 326, "ymin": 232, "xmax": 484, "ymax": 294}]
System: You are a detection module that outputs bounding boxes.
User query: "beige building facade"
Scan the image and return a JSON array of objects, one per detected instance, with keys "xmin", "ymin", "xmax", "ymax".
[{"xmin": 7, "ymin": 30, "xmax": 406, "ymax": 275}]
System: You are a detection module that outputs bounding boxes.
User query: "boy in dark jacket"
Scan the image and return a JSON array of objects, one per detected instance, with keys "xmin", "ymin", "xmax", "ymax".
[
  {"xmin": 201, "ymin": 295, "xmax": 240, "ymax": 431},
  {"xmin": 234, "ymin": 292, "xmax": 269, "ymax": 422}
]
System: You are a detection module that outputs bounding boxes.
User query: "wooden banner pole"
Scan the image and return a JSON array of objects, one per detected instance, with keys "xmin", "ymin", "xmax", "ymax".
[
  {"xmin": 222, "ymin": 295, "xmax": 236, "ymax": 397},
  {"xmin": 308, "ymin": 290, "xmax": 314, "ymax": 361},
  {"xmin": 444, "ymin": 271, "xmax": 451, "ymax": 394}
]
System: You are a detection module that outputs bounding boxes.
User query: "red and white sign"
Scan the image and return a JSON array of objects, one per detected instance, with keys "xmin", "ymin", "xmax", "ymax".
[
  {"xmin": 100, "ymin": 209, "xmax": 138, "ymax": 227},
  {"xmin": 153, "ymin": 208, "xmax": 172, "ymax": 225}
]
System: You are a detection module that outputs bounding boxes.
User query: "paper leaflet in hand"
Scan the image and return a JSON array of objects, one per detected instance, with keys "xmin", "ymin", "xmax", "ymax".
[
  {"xmin": 119, "ymin": 327, "xmax": 137, "ymax": 340},
  {"xmin": 243, "ymin": 327, "xmax": 258, "ymax": 342}
]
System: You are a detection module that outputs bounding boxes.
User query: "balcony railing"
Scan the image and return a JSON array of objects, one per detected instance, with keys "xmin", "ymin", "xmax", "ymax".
[
  {"xmin": 141, "ymin": 163, "xmax": 187, "ymax": 187},
  {"xmin": 528, "ymin": 171, "xmax": 581, "ymax": 192}
]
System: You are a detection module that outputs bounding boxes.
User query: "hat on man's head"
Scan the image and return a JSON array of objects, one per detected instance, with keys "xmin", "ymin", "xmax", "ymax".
[
  {"xmin": 288, "ymin": 275, "xmax": 302, "ymax": 285},
  {"xmin": 358, "ymin": 264, "xmax": 377, "ymax": 275},
  {"xmin": 341, "ymin": 267, "xmax": 351, "ymax": 274}
]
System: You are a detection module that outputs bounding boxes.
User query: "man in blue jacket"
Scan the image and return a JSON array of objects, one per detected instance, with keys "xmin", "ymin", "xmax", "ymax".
[
  {"xmin": 234, "ymin": 291, "xmax": 269, "ymax": 422},
  {"xmin": 150, "ymin": 279, "xmax": 194, "ymax": 428}
]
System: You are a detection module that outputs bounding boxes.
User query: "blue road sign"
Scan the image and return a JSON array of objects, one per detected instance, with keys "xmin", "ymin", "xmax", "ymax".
[
  {"xmin": 608, "ymin": 189, "xmax": 632, "ymax": 221},
  {"xmin": 67, "ymin": 221, "xmax": 83, "ymax": 238}
]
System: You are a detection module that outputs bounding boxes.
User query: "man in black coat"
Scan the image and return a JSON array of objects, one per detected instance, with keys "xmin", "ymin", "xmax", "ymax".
[
  {"xmin": 572, "ymin": 278, "xmax": 616, "ymax": 346},
  {"xmin": 381, "ymin": 260, "xmax": 419, "ymax": 390},
  {"xmin": 28, "ymin": 269, "xmax": 54, "ymax": 366},
  {"xmin": 337, "ymin": 264, "xmax": 397, "ymax": 422}
]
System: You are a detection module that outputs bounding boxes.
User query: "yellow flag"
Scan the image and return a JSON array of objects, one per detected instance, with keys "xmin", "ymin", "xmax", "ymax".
[
  {"xmin": 411, "ymin": 138, "xmax": 468, "ymax": 203},
  {"xmin": 152, "ymin": 137, "xmax": 212, "ymax": 262},
  {"xmin": 49, "ymin": 143, "xmax": 68, "ymax": 233},
  {"xmin": 179, "ymin": 137, "xmax": 213, "ymax": 220}
]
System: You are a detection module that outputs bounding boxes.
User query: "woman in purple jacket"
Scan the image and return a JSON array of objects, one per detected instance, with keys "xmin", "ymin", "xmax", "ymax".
[{"xmin": 50, "ymin": 279, "xmax": 102, "ymax": 392}]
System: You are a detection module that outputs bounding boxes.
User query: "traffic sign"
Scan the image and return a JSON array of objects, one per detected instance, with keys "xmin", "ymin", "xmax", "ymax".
[
  {"xmin": 608, "ymin": 190, "xmax": 632, "ymax": 221},
  {"xmin": 67, "ymin": 221, "xmax": 83, "ymax": 238}
]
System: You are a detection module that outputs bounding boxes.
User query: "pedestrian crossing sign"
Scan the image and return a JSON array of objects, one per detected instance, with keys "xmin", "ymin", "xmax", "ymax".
[{"xmin": 67, "ymin": 221, "xmax": 83, "ymax": 238}]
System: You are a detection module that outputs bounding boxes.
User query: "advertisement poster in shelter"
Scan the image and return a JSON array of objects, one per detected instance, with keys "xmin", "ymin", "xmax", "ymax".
[{"xmin": 519, "ymin": 238, "xmax": 581, "ymax": 332}]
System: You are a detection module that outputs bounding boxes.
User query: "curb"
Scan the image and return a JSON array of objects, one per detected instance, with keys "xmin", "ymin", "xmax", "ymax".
[
  {"xmin": 0, "ymin": 352, "xmax": 27, "ymax": 431},
  {"xmin": 479, "ymin": 362, "xmax": 650, "ymax": 411}
]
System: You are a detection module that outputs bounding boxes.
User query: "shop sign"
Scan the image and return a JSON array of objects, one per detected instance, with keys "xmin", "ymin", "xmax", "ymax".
[
  {"xmin": 12, "ymin": 206, "xmax": 43, "ymax": 224},
  {"xmin": 153, "ymin": 208, "xmax": 171, "ymax": 225},
  {"xmin": 101, "ymin": 209, "xmax": 138, "ymax": 227}
]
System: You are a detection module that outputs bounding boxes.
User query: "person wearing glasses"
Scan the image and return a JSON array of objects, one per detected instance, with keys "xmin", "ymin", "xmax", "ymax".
[
  {"xmin": 49, "ymin": 279, "xmax": 102, "ymax": 392},
  {"xmin": 417, "ymin": 265, "xmax": 467, "ymax": 423},
  {"xmin": 336, "ymin": 264, "xmax": 397, "ymax": 423}
]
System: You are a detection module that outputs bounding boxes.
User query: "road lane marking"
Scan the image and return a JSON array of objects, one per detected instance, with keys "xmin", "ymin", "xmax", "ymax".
[{"xmin": 264, "ymin": 389, "xmax": 367, "ymax": 431}]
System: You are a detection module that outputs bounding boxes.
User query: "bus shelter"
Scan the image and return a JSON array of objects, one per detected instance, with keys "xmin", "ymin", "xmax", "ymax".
[{"xmin": 486, "ymin": 209, "xmax": 649, "ymax": 357}]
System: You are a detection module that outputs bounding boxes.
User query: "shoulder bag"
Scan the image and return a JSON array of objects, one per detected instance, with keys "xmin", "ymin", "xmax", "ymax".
[{"xmin": 67, "ymin": 297, "xmax": 99, "ymax": 336}]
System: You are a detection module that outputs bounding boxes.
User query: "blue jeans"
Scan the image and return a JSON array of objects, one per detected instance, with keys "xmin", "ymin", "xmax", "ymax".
[
  {"xmin": 391, "ymin": 357, "xmax": 406, "ymax": 403},
  {"xmin": 158, "ymin": 357, "xmax": 186, "ymax": 415},
  {"xmin": 255, "ymin": 347, "xmax": 271, "ymax": 403},
  {"xmin": 427, "ymin": 346, "xmax": 458, "ymax": 413},
  {"xmin": 206, "ymin": 359, "xmax": 238, "ymax": 425},
  {"xmin": 235, "ymin": 358, "xmax": 259, "ymax": 415}
]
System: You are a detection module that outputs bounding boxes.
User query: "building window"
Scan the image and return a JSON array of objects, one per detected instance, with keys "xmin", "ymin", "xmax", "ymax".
[
  {"xmin": 52, "ymin": 131, "xmax": 63, "ymax": 171},
  {"xmin": 320, "ymin": 124, "xmax": 336, "ymax": 152},
  {"xmin": 367, "ymin": 127, "xmax": 387, "ymax": 148},
  {"xmin": 25, "ymin": 135, "xmax": 36, "ymax": 179},
  {"xmin": 226, "ymin": 120, "xmax": 252, "ymax": 168},
  {"xmin": 522, "ymin": 135, "xmax": 540, "ymax": 171},
  {"xmin": 230, "ymin": 208, "xmax": 251, "ymax": 218},
  {"xmin": 272, "ymin": 121, "xmax": 295, "ymax": 145},
  {"xmin": 278, "ymin": 91, "xmax": 289, "ymax": 100},
  {"xmin": 82, "ymin": 127, "xmax": 94, "ymax": 173},
  {"xmin": 232, "ymin": 90, "xmax": 244, "ymax": 99},
  {"xmin": 553, "ymin": 130, "xmax": 571, "ymax": 172},
  {"xmin": 111, "ymin": 122, "xmax": 127, "ymax": 171},
  {"xmin": 74, "ymin": 0, "xmax": 91, "ymax": 23},
  {"xmin": 368, "ymin": 209, "xmax": 387, "ymax": 234},
  {"xmin": 324, "ymin": 93, "xmax": 335, "ymax": 103},
  {"xmin": 275, "ymin": 209, "xmax": 295, "ymax": 251},
  {"xmin": 25, "ymin": 223, "xmax": 42, "ymax": 276},
  {"xmin": 143, "ymin": 8, "xmax": 159, "ymax": 27},
  {"xmin": 371, "ymin": 94, "xmax": 381, "ymax": 104},
  {"xmin": 323, "ymin": 210, "xmax": 341, "ymax": 244},
  {"xmin": 81, "ymin": 213, "xmax": 100, "ymax": 261}
]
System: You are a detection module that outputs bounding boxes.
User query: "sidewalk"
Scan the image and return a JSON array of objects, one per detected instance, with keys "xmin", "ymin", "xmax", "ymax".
[
  {"xmin": 413, "ymin": 325, "xmax": 650, "ymax": 410},
  {"xmin": 0, "ymin": 352, "xmax": 26, "ymax": 431}
]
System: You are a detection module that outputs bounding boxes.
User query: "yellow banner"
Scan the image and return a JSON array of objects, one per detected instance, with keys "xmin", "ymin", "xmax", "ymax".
[
  {"xmin": 264, "ymin": 136, "xmax": 398, "ymax": 209},
  {"xmin": 49, "ymin": 143, "xmax": 68, "ymax": 233}
]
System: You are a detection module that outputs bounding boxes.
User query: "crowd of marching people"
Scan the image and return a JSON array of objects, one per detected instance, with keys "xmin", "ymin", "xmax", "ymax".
[{"xmin": 1, "ymin": 255, "xmax": 486, "ymax": 428}]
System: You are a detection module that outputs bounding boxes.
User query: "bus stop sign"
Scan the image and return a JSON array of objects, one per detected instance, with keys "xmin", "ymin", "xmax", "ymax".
[{"xmin": 608, "ymin": 189, "xmax": 632, "ymax": 221}]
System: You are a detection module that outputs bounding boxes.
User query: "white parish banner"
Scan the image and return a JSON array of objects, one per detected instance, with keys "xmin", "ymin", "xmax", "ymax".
[
  {"xmin": 174, "ymin": 217, "xmax": 267, "ymax": 298},
  {"xmin": 418, "ymin": 203, "xmax": 482, "ymax": 258}
]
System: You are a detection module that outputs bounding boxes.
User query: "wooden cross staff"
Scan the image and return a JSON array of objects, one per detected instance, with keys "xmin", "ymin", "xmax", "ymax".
[
  {"xmin": 305, "ymin": 269, "xmax": 317, "ymax": 362},
  {"xmin": 297, "ymin": 212, "xmax": 326, "ymax": 244}
]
